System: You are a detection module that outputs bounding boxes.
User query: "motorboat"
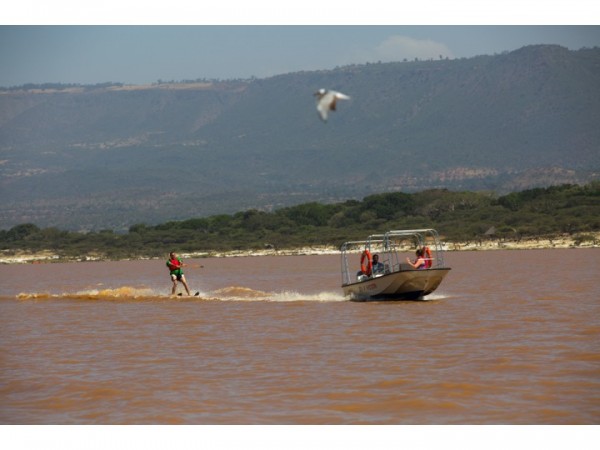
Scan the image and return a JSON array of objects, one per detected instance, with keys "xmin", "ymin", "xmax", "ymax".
[{"xmin": 340, "ymin": 228, "xmax": 451, "ymax": 301}]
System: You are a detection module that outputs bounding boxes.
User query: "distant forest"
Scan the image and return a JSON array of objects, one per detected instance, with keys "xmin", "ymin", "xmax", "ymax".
[
  {"xmin": 0, "ymin": 78, "xmax": 247, "ymax": 92},
  {"xmin": 0, "ymin": 82, "xmax": 125, "ymax": 92},
  {"xmin": 1, "ymin": 183, "xmax": 598, "ymax": 260}
]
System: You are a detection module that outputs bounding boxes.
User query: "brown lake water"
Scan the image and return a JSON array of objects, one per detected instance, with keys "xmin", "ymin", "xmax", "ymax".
[{"xmin": 1, "ymin": 249, "xmax": 599, "ymax": 425}]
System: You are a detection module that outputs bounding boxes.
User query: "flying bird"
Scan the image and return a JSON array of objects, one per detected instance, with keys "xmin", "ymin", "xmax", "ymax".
[{"xmin": 314, "ymin": 88, "xmax": 350, "ymax": 122}]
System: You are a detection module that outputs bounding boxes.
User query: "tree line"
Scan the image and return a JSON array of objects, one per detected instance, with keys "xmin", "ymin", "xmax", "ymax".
[
  {"xmin": 0, "ymin": 82, "xmax": 125, "ymax": 92},
  {"xmin": 1, "ymin": 183, "xmax": 598, "ymax": 260}
]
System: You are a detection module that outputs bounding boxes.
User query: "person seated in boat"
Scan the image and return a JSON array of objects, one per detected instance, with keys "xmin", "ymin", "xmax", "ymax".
[
  {"xmin": 406, "ymin": 248, "xmax": 426, "ymax": 270},
  {"xmin": 372, "ymin": 254, "xmax": 385, "ymax": 275},
  {"xmin": 356, "ymin": 253, "xmax": 385, "ymax": 280}
]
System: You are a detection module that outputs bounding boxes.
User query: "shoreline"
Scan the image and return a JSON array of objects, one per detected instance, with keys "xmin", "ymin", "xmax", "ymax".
[{"xmin": 1, "ymin": 233, "xmax": 598, "ymax": 264}]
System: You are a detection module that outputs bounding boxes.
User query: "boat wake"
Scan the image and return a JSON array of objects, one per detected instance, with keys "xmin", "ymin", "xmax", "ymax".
[
  {"xmin": 211, "ymin": 286, "xmax": 346, "ymax": 302},
  {"xmin": 15, "ymin": 286, "xmax": 449, "ymax": 303},
  {"xmin": 15, "ymin": 285, "xmax": 348, "ymax": 303},
  {"xmin": 16, "ymin": 286, "xmax": 163, "ymax": 301}
]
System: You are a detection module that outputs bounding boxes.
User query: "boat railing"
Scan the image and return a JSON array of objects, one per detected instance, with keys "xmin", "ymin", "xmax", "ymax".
[{"xmin": 340, "ymin": 228, "xmax": 447, "ymax": 286}]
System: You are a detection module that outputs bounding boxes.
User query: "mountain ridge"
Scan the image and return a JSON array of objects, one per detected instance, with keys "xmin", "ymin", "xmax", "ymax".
[{"xmin": 1, "ymin": 44, "xmax": 599, "ymax": 230}]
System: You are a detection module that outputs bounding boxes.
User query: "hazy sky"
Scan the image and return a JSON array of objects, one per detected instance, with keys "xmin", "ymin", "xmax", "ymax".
[{"xmin": 1, "ymin": 2, "xmax": 599, "ymax": 87}]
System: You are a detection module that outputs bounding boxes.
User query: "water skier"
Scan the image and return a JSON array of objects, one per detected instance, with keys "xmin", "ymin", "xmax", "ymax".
[{"xmin": 166, "ymin": 252, "xmax": 198, "ymax": 296}]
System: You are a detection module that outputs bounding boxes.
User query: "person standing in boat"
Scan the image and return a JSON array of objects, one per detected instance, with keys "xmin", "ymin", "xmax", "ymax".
[
  {"xmin": 406, "ymin": 248, "xmax": 426, "ymax": 270},
  {"xmin": 166, "ymin": 252, "xmax": 193, "ymax": 296}
]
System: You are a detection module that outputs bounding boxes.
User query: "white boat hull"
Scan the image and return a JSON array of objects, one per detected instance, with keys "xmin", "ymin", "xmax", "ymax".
[{"xmin": 342, "ymin": 268, "xmax": 451, "ymax": 301}]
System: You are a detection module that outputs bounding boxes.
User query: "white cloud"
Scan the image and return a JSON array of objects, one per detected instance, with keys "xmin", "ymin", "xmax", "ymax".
[{"xmin": 373, "ymin": 35, "xmax": 454, "ymax": 61}]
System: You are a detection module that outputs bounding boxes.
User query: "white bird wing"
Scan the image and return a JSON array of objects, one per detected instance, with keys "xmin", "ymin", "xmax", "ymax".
[
  {"xmin": 315, "ymin": 90, "xmax": 350, "ymax": 122},
  {"xmin": 333, "ymin": 91, "xmax": 351, "ymax": 100},
  {"xmin": 317, "ymin": 105, "xmax": 329, "ymax": 121},
  {"xmin": 316, "ymin": 91, "xmax": 336, "ymax": 121}
]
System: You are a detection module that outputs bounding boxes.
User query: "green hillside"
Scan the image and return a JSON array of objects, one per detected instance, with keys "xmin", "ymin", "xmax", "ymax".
[{"xmin": 2, "ymin": 182, "xmax": 598, "ymax": 260}]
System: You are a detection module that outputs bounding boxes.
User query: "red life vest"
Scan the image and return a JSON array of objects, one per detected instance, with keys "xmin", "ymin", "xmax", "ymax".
[
  {"xmin": 423, "ymin": 246, "xmax": 432, "ymax": 268},
  {"xmin": 168, "ymin": 258, "xmax": 180, "ymax": 271}
]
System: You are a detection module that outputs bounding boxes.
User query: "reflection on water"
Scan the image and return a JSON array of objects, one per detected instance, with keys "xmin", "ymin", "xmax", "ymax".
[{"xmin": 1, "ymin": 249, "xmax": 599, "ymax": 424}]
